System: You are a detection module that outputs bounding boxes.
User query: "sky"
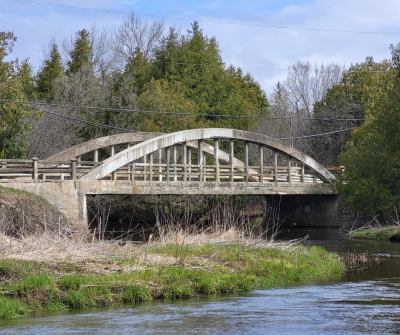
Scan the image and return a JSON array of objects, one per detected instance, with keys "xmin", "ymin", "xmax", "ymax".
[{"xmin": 2, "ymin": 0, "xmax": 400, "ymax": 94}]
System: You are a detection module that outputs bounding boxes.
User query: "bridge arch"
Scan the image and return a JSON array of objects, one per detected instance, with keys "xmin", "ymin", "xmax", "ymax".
[
  {"xmin": 81, "ymin": 128, "xmax": 335, "ymax": 183},
  {"xmin": 45, "ymin": 132, "xmax": 162, "ymax": 161}
]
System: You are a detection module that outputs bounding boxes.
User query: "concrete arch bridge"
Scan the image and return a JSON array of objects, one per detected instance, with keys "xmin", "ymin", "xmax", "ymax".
[{"xmin": 0, "ymin": 129, "xmax": 336, "ymax": 226}]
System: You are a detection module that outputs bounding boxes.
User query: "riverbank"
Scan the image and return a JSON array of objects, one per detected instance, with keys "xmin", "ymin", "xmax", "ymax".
[
  {"xmin": 0, "ymin": 232, "xmax": 342, "ymax": 319},
  {"xmin": 349, "ymin": 226, "xmax": 400, "ymax": 241}
]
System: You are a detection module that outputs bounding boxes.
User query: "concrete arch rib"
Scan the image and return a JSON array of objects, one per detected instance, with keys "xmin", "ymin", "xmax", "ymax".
[
  {"xmin": 45, "ymin": 132, "xmax": 162, "ymax": 161},
  {"xmin": 81, "ymin": 128, "xmax": 336, "ymax": 183}
]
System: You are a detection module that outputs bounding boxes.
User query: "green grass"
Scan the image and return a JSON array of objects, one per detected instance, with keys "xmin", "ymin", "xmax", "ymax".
[
  {"xmin": 0, "ymin": 185, "xmax": 51, "ymax": 206},
  {"xmin": 0, "ymin": 243, "xmax": 342, "ymax": 319},
  {"xmin": 0, "ymin": 297, "xmax": 29, "ymax": 318},
  {"xmin": 350, "ymin": 226, "xmax": 400, "ymax": 240}
]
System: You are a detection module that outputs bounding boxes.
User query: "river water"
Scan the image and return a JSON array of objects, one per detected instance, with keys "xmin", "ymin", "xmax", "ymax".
[{"xmin": 1, "ymin": 228, "xmax": 400, "ymax": 334}]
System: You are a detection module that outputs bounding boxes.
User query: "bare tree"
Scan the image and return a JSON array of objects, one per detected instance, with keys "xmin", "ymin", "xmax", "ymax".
[
  {"xmin": 28, "ymin": 64, "xmax": 105, "ymax": 158},
  {"xmin": 252, "ymin": 61, "xmax": 345, "ymax": 167},
  {"xmin": 28, "ymin": 64, "xmax": 139, "ymax": 159},
  {"xmin": 111, "ymin": 12, "xmax": 165, "ymax": 69},
  {"xmin": 284, "ymin": 61, "xmax": 344, "ymax": 117},
  {"xmin": 62, "ymin": 24, "xmax": 115, "ymax": 78}
]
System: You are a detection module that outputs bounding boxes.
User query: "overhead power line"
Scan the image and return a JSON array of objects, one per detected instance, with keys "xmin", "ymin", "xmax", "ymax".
[
  {"xmin": 279, "ymin": 128, "xmax": 354, "ymax": 140},
  {"xmin": 0, "ymin": 100, "xmax": 355, "ymax": 139},
  {"xmin": 31, "ymin": 107, "xmax": 136, "ymax": 132},
  {"xmin": 9, "ymin": 0, "xmax": 400, "ymax": 35},
  {"xmin": 0, "ymin": 99, "xmax": 372, "ymax": 122},
  {"xmin": 33, "ymin": 107, "xmax": 354, "ymax": 140}
]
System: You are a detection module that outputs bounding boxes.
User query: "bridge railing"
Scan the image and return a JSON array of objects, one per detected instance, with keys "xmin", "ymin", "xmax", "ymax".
[
  {"xmin": 99, "ymin": 161, "xmax": 323, "ymax": 184},
  {"xmin": 0, "ymin": 158, "xmax": 101, "ymax": 181}
]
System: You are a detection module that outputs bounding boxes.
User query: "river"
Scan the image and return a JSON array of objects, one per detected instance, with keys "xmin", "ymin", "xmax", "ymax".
[{"xmin": 1, "ymin": 228, "xmax": 400, "ymax": 334}]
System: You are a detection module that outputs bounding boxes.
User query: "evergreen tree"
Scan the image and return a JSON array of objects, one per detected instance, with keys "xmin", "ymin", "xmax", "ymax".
[
  {"xmin": 0, "ymin": 32, "xmax": 39, "ymax": 158},
  {"xmin": 148, "ymin": 22, "xmax": 268, "ymax": 130},
  {"xmin": 67, "ymin": 29, "xmax": 92, "ymax": 74},
  {"xmin": 35, "ymin": 42, "xmax": 63, "ymax": 101}
]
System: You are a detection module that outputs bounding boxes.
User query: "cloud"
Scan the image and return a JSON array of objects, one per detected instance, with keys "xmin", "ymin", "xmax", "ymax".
[{"xmin": 3, "ymin": 0, "xmax": 400, "ymax": 94}]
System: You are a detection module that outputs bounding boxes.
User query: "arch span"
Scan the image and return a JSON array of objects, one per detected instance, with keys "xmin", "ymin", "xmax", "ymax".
[
  {"xmin": 45, "ymin": 132, "xmax": 162, "ymax": 161},
  {"xmin": 46, "ymin": 131, "xmax": 260, "ymax": 181},
  {"xmin": 81, "ymin": 128, "xmax": 336, "ymax": 183}
]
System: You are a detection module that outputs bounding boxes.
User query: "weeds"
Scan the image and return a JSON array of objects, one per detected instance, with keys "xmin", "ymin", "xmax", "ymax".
[{"xmin": 349, "ymin": 226, "xmax": 400, "ymax": 241}]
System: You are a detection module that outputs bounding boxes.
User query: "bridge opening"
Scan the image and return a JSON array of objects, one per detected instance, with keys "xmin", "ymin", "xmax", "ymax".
[
  {"xmin": 86, "ymin": 195, "xmax": 278, "ymax": 241},
  {"xmin": 86, "ymin": 193, "xmax": 341, "ymax": 241}
]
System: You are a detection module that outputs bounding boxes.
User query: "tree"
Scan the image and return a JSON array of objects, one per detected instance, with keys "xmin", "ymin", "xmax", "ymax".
[
  {"xmin": 136, "ymin": 78, "xmax": 208, "ymax": 133},
  {"xmin": 35, "ymin": 42, "xmax": 63, "ymax": 101},
  {"xmin": 111, "ymin": 12, "xmax": 165, "ymax": 70},
  {"xmin": 149, "ymin": 22, "xmax": 269, "ymax": 130},
  {"xmin": 63, "ymin": 24, "xmax": 114, "ymax": 78},
  {"xmin": 335, "ymin": 48, "xmax": 399, "ymax": 215},
  {"xmin": 311, "ymin": 57, "xmax": 393, "ymax": 166},
  {"xmin": 0, "ymin": 32, "xmax": 38, "ymax": 158},
  {"xmin": 67, "ymin": 29, "xmax": 92, "ymax": 74}
]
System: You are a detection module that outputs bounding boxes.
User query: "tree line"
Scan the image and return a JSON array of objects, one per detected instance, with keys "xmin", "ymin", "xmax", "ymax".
[{"xmin": 1, "ymin": 13, "xmax": 400, "ymax": 217}]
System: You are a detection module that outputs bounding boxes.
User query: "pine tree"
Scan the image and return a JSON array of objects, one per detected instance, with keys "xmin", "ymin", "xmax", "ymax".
[
  {"xmin": 35, "ymin": 43, "xmax": 63, "ymax": 101},
  {"xmin": 67, "ymin": 29, "xmax": 92, "ymax": 74}
]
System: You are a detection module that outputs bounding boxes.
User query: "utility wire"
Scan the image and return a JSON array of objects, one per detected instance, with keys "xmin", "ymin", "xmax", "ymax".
[
  {"xmin": 33, "ymin": 106, "xmax": 354, "ymax": 140},
  {"xmin": 32, "ymin": 107, "xmax": 137, "ymax": 132},
  {"xmin": 0, "ymin": 99, "xmax": 372, "ymax": 121},
  {"xmin": 5, "ymin": 102, "xmax": 354, "ymax": 139},
  {"xmin": 9, "ymin": 0, "xmax": 400, "ymax": 35},
  {"xmin": 279, "ymin": 128, "xmax": 354, "ymax": 140}
]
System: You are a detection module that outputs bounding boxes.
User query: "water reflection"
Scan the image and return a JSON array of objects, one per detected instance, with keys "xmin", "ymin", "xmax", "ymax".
[{"xmin": 1, "ymin": 228, "xmax": 400, "ymax": 334}]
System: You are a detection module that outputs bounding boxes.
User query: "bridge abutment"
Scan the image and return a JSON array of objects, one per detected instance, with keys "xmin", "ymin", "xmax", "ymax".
[{"xmin": 0, "ymin": 180, "xmax": 88, "ymax": 227}]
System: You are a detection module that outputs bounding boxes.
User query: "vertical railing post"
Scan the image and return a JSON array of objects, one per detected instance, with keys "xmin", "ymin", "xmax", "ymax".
[
  {"xmin": 187, "ymin": 147, "xmax": 192, "ymax": 181},
  {"xmin": 158, "ymin": 149, "xmax": 162, "ymax": 181},
  {"xmin": 214, "ymin": 139, "xmax": 219, "ymax": 183},
  {"xmin": 259, "ymin": 145, "xmax": 263, "ymax": 184},
  {"xmin": 183, "ymin": 143, "xmax": 187, "ymax": 181},
  {"xmin": 198, "ymin": 140, "xmax": 203, "ymax": 182},
  {"xmin": 131, "ymin": 161, "xmax": 136, "ymax": 181},
  {"xmin": 149, "ymin": 152, "xmax": 153, "ymax": 182},
  {"xmin": 172, "ymin": 145, "xmax": 177, "ymax": 181},
  {"xmin": 301, "ymin": 164, "xmax": 305, "ymax": 183},
  {"xmin": 110, "ymin": 146, "xmax": 116, "ymax": 180},
  {"xmin": 32, "ymin": 157, "xmax": 38, "ymax": 180},
  {"xmin": 229, "ymin": 140, "xmax": 234, "ymax": 183},
  {"xmin": 244, "ymin": 141, "xmax": 249, "ymax": 183},
  {"xmin": 71, "ymin": 158, "xmax": 77, "ymax": 180},
  {"xmin": 143, "ymin": 155, "xmax": 147, "ymax": 181},
  {"xmin": 166, "ymin": 147, "xmax": 171, "ymax": 182},
  {"xmin": 126, "ymin": 144, "xmax": 131, "ymax": 181},
  {"xmin": 93, "ymin": 149, "xmax": 98, "ymax": 162},
  {"xmin": 273, "ymin": 149, "xmax": 278, "ymax": 185},
  {"xmin": 287, "ymin": 157, "xmax": 292, "ymax": 184}
]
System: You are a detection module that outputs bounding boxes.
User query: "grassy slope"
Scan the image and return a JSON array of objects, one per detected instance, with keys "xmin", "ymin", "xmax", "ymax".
[
  {"xmin": 350, "ymin": 226, "xmax": 400, "ymax": 240},
  {"xmin": 0, "ymin": 243, "xmax": 342, "ymax": 318}
]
